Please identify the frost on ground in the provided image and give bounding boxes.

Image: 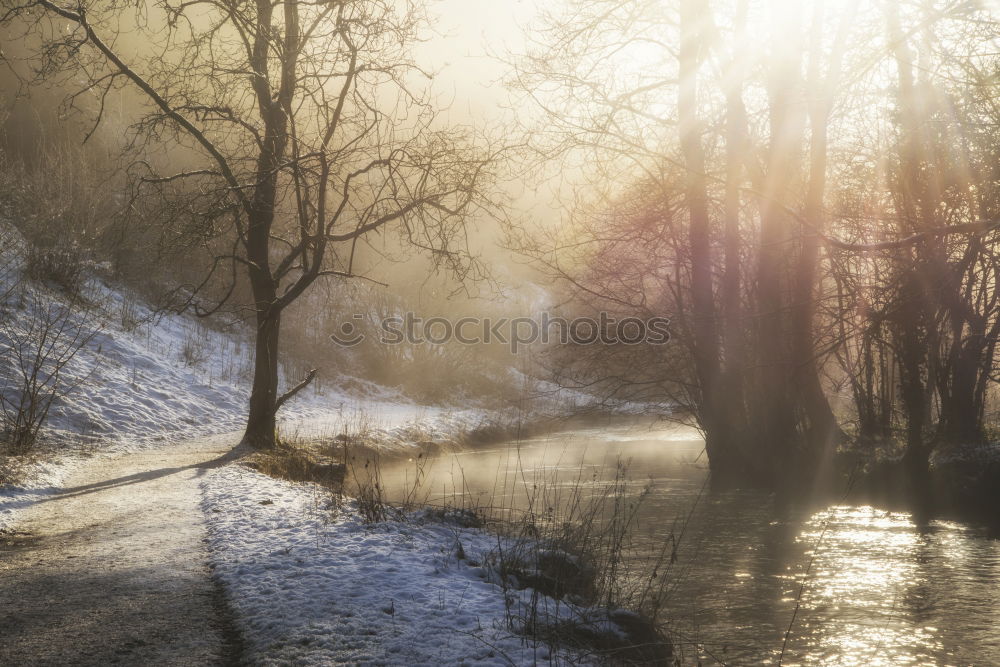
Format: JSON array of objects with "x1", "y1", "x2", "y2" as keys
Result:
[
  {"x1": 0, "y1": 456, "x2": 72, "y2": 534},
  {"x1": 202, "y1": 465, "x2": 612, "y2": 666}
]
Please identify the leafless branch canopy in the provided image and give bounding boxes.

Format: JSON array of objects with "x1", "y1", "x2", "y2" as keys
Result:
[{"x1": 4, "y1": 0, "x2": 502, "y2": 317}]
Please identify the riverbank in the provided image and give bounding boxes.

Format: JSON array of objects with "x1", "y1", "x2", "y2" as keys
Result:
[
  {"x1": 702, "y1": 435, "x2": 1000, "y2": 533},
  {"x1": 201, "y1": 412, "x2": 680, "y2": 665},
  {"x1": 834, "y1": 443, "x2": 1000, "y2": 533},
  {"x1": 364, "y1": 421, "x2": 1000, "y2": 665},
  {"x1": 202, "y1": 462, "x2": 671, "y2": 665}
]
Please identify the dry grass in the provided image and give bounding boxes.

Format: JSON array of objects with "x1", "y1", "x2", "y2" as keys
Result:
[
  {"x1": 475, "y1": 459, "x2": 674, "y2": 665},
  {"x1": 244, "y1": 444, "x2": 345, "y2": 489},
  {"x1": 334, "y1": 438, "x2": 675, "y2": 664},
  {"x1": 247, "y1": 412, "x2": 385, "y2": 507},
  {"x1": 251, "y1": 410, "x2": 676, "y2": 662}
]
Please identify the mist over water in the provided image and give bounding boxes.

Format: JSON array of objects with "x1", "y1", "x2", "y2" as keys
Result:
[{"x1": 381, "y1": 421, "x2": 1000, "y2": 665}]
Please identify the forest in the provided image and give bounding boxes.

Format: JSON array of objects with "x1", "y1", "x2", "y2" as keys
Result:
[{"x1": 1, "y1": 0, "x2": 999, "y2": 665}]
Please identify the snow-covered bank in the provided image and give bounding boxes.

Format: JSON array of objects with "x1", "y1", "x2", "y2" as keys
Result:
[
  {"x1": 203, "y1": 466, "x2": 529, "y2": 665},
  {"x1": 201, "y1": 464, "x2": 657, "y2": 666}
]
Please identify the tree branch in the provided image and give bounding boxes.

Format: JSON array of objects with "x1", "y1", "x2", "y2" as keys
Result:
[
  {"x1": 274, "y1": 368, "x2": 317, "y2": 412},
  {"x1": 34, "y1": 0, "x2": 250, "y2": 214}
]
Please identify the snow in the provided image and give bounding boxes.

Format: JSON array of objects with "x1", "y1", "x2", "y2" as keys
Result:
[
  {"x1": 0, "y1": 223, "x2": 482, "y2": 531},
  {"x1": 0, "y1": 456, "x2": 69, "y2": 534},
  {"x1": 31, "y1": 278, "x2": 398, "y2": 449},
  {"x1": 0, "y1": 223, "x2": 659, "y2": 664},
  {"x1": 201, "y1": 464, "x2": 603, "y2": 666}
]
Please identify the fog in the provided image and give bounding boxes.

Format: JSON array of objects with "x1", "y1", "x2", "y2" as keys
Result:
[{"x1": 3, "y1": 2, "x2": 1000, "y2": 662}]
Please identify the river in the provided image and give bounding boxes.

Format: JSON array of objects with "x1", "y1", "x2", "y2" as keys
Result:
[{"x1": 379, "y1": 419, "x2": 1000, "y2": 665}]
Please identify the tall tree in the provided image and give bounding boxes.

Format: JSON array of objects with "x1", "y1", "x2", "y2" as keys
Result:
[
  {"x1": 2, "y1": 0, "x2": 499, "y2": 448},
  {"x1": 677, "y1": 0, "x2": 727, "y2": 471}
]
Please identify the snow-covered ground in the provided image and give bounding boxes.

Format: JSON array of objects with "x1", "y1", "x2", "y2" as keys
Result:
[
  {"x1": 0, "y1": 222, "x2": 663, "y2": 664},
  {"x1": 0, "y1": 221, "x2": 489, "y2": 531},
  {"x1": 202, "y1": 464, "x2": 627, "y2": 666},
  {"x1": 0, "y1": 279, "x2": 484, "y2": 529}
]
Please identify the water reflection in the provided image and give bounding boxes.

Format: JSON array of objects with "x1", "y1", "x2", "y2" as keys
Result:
[
  {"x1": 380, "y1": 421, "x2": 1000, "y2": 664},
  {"x1": 792, "y1": 507, "x2": 934, "y2": 666}
]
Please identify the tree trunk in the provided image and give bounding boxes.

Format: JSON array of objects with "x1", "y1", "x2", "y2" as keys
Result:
[
  {"x1": 753, "y1": 0, "x2": 807, "y2": 475},
  {"x1": 792, "y1": 88, "x2": 839, "y2": 457},
  {"x1": 720, "y1": 2, "x2": 749, "y2": 468},
  {"x1": 938, "y1": 331, "x2": 987, "y2": 444},
  {"x1": 678, "y1": 0, "x2": 752, "y2": 481},
  {"x1": 710, "y1": 87, "x2": 755, "y2": 483},
  {"x1": 896, "y1": 270, "x2": 929, "y2": 476},
  {"x1": 887, "y1": 1, "x2": 934, "y2": 478},
  {"x1": 243, "y1": 307, "x2": 281, "y2": 449}
]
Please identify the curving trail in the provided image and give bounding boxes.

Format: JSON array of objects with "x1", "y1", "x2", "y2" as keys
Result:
[{"x1": 0, "y1": 435, "x2": 244, "y2": 666}]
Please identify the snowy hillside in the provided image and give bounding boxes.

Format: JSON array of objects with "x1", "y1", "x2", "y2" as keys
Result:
[
  {"x1": 0, "y1": 228, "x2": 373, "y2": 448},
  {"x1": 0, "y1": 223, "x2": 485, "y2": 530}
]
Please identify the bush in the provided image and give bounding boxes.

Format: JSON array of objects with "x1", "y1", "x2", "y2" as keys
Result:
[
  {"x1": 0, "y1": 290, "x2": 97, "y2": 455},
  {"x1": 180, "y1": 327, "x2": 209, "y2": 367},
  {"x1": 24, "y1": 243, "x2": 87, "y2": 296}
]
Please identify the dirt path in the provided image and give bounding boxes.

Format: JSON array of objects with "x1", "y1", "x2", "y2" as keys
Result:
[{"x1": 0, "y1": 435, "x2": 244, "y2": 666}]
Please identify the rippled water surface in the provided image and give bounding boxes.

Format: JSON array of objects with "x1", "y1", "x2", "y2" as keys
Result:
[{"x1": 380, "y1": 420, "x2": 1000, "y2": 665}]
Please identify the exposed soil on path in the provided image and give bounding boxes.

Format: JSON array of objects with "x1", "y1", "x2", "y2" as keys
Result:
[{"x1": 0, "y1": 435, "x2": 245, "y2": 666}]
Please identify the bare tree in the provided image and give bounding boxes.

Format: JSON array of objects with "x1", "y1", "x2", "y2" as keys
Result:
[
  {"x1": 511, "y1": 0, "x2": 860, "y2": 482},
  {"x1": 511, "y1": 0, "x2": 1000, "y2": 484},
  {"x1": 2, "y1": 0, "x2": 501, "y2": 448}
]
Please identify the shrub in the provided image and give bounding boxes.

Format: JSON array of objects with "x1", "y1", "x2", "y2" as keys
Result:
[
  {"x1": 0, "y1": 290, "x2": 97, "y2": 455},
  {"x1": 180, "y1": 327, "x2": 209, "y2": 367},
  {"x1": 24, "y1": 243, "x2": 87, "y2": 296}
]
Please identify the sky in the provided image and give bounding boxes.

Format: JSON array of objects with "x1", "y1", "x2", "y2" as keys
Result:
[{"x1": 414, "y1": 0, "x2": 543, "y2": 123}]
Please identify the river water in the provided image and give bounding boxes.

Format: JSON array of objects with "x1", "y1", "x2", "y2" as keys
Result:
[{"x1": 379, "y1": 419, "x2": 1000, "y2": 665}]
